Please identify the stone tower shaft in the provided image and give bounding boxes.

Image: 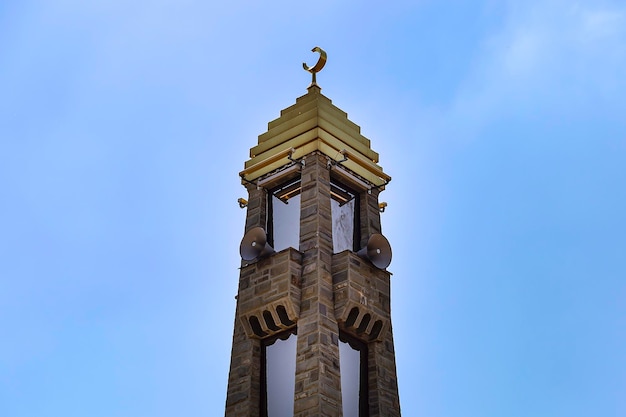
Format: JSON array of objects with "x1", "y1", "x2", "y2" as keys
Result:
[{"x1": 225, "y1": 84, "x2": 401, "y2": 417}]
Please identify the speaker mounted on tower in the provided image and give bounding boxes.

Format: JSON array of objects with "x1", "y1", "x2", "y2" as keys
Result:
[
  {"x1": 357, "y1": 233, "x2": 392, "y2": 270},
  {"x1": 239, "y1": 227, "x2": 275, "y2": 261}
]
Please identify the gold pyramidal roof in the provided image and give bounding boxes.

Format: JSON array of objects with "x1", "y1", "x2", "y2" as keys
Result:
[{"x1": 240, "y1": 84, "x2": 391, "y2": 188}]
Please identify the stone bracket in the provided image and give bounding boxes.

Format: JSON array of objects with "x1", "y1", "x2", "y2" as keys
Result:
[{"x1": 237, "y1": 248, "x2": 302, "y2": 339}]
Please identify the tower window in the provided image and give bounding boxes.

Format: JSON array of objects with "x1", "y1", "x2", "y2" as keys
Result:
[
  {"x1": 261, "y1": 329, "x2": 298, "y2": 417},
  {"x1": 339, "y1": 332, "x2": 369, "y2": 417},
  {"x1": 331, "y1": 181, "x2": 359, "y2": 253},
  {"x1": 268, "y1": 178, "x2": 301, "y2": 252}
]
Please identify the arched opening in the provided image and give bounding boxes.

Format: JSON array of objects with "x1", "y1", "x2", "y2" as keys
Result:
[
  {"x1": 369, "y1": 320, "x2": 383, "y2": 341},
  {"x1": 356, "y1": 314, "x2": 371, "y2": 334},
  {"x1": 276, "y1": 305, "x2": 295, "y2": 326},
  {"x1": 263, "y1": 310, "x2": 280, "y2": 332},
  {"x1": 249, "y1": 315, "x2": 267, "y2": 337},
  {"x1": 345, "y1": 307, "x2": 360, "y2": 328}
]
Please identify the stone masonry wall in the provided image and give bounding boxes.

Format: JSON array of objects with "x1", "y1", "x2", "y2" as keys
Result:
[
  {"x1": 293, "y1": 153, "x2": 343, "y2": 416},
  {"x1": 225, "y1": 184, "x2": 267, "y2": 417},
  {"x1": 226, "y1": 153, "x2": 401, "y2": 416},
  {"x1": 237, "y1": 248, "x2": 302, "y2": 339}
]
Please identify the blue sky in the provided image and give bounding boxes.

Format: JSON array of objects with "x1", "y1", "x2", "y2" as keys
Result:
[{"x1": 1, "y1": 1, "x2": 625, "y2": 416}]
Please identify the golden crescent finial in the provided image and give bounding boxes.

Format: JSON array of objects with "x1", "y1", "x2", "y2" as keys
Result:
[
  {"x1": 303, "y1": 46, "x2": 327, "y2": 73},
  {"x1": 302, "y1": 46, "x2": 327, "y2": 87}
]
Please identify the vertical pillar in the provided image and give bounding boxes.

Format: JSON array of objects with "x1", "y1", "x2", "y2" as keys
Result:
[
  {"x1": 368, "y1": 329, "x2": 401, "y2": 416},
  {"x1": 360, "y1": 188, "x2": 382, "y2": 247},
  {"x1": 225, "y1": 185, "x2": 267, "y2": 417},
  {"x1": 243, "y1": 185, "x2": 268, "y2": 232},
  {"x1": 358, "y1": 186, "x2": 402, "y2": 416},
  {"x1": 294, "y1": 153, "x2": 343, "y2": 416}
]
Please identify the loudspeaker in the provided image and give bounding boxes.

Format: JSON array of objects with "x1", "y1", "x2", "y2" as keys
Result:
[
  {"x1": 240, "y1": 227, "x2": 275, "y2": 261},
  {"x1": 357, "y1": 233, "x2": 392, "y2": 270}
]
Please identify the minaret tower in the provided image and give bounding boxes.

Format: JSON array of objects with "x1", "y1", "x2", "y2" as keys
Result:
[{"x1": 225, "y1": 48, "x2": 401, "y2": 417}]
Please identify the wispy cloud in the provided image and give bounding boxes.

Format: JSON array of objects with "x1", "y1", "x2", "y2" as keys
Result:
[{"x1": 443, "y1": 0, "x2": 626, "y2": 139}]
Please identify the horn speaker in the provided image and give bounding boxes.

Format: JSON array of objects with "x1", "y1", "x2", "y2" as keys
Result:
[
  {"x1": 357, "y1": 233, "x2": 392, "y2": 269},
  {"x1": 240, "y1": 227, "x2": 275, "y2": 261}
]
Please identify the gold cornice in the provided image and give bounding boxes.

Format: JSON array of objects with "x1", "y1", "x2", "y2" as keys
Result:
[
  {"x1": 241, "y1": 89, "x2": 390, "y2": 187},
  {"x1": 240, "y1": 136, "x2": 390, "y2": 187}
]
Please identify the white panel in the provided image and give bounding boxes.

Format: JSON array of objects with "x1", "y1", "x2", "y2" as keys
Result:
[
  {"x1": 339, "y1": 340, "x2": 361, "y2": 417},
  {"x1": 332, "y1": 198, "x2": 355, "y2": 253},
  {"x1": 272, "y1": 194, "x2": 300, "y2": 252},
  {"x1": 266, "y1": 334, "x2": 297, "y2": 417}
]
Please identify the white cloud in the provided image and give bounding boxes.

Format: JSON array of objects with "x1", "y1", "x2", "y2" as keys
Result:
[
  {"x1": 578, "y1": 6, "x2": 625, "y2": 41},
  {"x1": 442, "y1": 0, "x2": 626, "y2": 139}
]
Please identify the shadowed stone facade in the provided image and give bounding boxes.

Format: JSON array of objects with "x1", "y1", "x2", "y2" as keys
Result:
[{"x1": 225, "y1": 85, "x2": 401, "y2": 416}]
